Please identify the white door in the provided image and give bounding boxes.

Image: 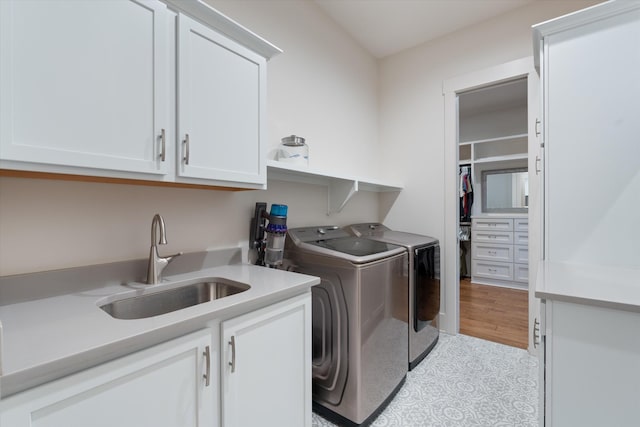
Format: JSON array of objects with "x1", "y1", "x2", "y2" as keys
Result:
[
  {"x1": 221, "y1": 294, "x2": 312, "y2": 427},
  {"x1": 0, "y1": 0, "x2": 169, "y2": 175},
  {"x1": 0, "y1": 329, "x2": 215, "y2": 427},
  {"x1": 177, "y1": 13, "x2": 266, "y2": 186}
]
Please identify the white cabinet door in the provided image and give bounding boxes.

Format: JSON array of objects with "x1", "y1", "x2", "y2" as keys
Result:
[
  {"x1": 177, "y1": 13, "x2": 266, "y2": 186},
  {"x1": 544, "y1": 300, "x2": 640, "y2": 427},
  {"x1": 221, "y1": 293, "x2": 312, "y2": 427},
  {"x1": 543, "y1": 5, "x2": 640, "y2": 267},
  {"x1": 0, "y1": 329, "x2": 215, "y2": 427},
  {"x1": 0, "y1": 0, "x2": 169, "y2": 176}
]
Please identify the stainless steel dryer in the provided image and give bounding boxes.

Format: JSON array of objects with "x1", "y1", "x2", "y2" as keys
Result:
[
  {"x1": 348, "y1": 223, "x2": 440, "y2": 370},
  {"x1": 285, "y1": 226, "x2": 408, "y2": 427}
]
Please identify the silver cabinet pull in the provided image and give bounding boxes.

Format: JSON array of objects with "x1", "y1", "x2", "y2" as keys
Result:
[
  {"x1": 229, "y1": 336, "x2": 236, "y2": 373},
  {"x1": 183, "y1": 134, "x2": 190, "y2": 165},
  {"x1": 203, "y1": 345, "x2": 211, "y2": 386},
  {"x1": 535, "y1": 119, "x2": 541, "y2": 137},
  {"x1": 533, "y1": 318, "x2": 540, "y2": 349},
  {"x1": 535, "y1": 155, "x2": 541, "y2": 175},
  {"x1": 159, "y1": 128, "x2": 166, "y2": 162}
]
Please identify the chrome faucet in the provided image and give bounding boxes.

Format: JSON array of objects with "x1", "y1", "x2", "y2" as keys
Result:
[{"x1": 146, "y1": 214, "x2": 182, "y2": 285}]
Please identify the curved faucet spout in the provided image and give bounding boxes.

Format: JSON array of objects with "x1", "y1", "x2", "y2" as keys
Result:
[
  {"x1": 146, "y1": 214, "x2": 181, "y2": 285},
  {"x1": 151, "y1": 213, "x2": 167, "y2": 245}
]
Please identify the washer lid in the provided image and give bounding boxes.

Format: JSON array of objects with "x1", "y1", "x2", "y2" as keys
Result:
[
  {"x1": 308, "y1": 236, "x2": 402, "y2": 257},
  {"x1": 348, "y1": 223, "x2": 438, "y2": 249},
  {"x1": 287, "y1": 226, "x2": 405, "y2": 263}
]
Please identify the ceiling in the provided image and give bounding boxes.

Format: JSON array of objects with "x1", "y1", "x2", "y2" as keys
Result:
[{"x1": 313, "y1": 0, "x2": 537, "y2": 58}]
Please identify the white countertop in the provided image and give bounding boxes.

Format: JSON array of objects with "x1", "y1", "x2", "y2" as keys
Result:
[
  {"x1": 535, "y1": 261, "x2": 640, "y2": 312},
  {"x1": 0, "y1": 263, "x2": 318, "y2": 398}
]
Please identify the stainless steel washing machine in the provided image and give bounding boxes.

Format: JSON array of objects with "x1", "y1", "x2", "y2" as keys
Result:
[
  {"x1": 348, "y1": 223, "x2": 440, "y2": 370},
  {"x1": 285, "y1": 226, "x2": 408, "y2": 427}
]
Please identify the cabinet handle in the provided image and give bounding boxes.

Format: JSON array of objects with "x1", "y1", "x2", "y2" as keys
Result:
[
  {"x1": 203, "y1": 345, "x2": 211, "y2": 387},
  {"x1": 535, "y1": 155, "x2": 541, "y2": 175},
  {"x1": 159, "y1": 129, "x2": 166, "y2": 162},
  {"x1": 535, "y1": 119, "x2": 541, "y2": 137},
  {"x1": 533, "y1": 318, "x2": 540, "y2": 349},
  {"x1": 183, "y1": 134, "x2": 190, "y2": 165},
  {"x1": 229, "y1": 336, "x2": 236, "y2": 373}
]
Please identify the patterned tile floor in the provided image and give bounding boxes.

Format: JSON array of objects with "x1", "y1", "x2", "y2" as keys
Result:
[{"x1": 312, "y1": 333, "x2": 538, "y2": 427}]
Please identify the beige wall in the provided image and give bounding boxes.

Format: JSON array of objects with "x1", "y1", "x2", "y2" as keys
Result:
[
  {"x1": 0, "y1": 0, "x2": 603, "y2": 277},
  {"x1": 206, "y1": 0, "x2": 381, "y2": 177},
  {"x1": 378, "y1": 0, "x2": 602, "y2": 238}
]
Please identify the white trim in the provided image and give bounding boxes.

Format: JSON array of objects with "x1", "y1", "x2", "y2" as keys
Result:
[
  {"x1": 442, "y1": 56, "x2": 535, "y2": 335},
  {"x1": 532, "y1": 0, "x2": 640, "y2": 69}
]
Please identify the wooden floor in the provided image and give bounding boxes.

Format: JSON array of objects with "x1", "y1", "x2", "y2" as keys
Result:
[{"x1": 459, "y1": 278, "x2": 528, "y2": 349}]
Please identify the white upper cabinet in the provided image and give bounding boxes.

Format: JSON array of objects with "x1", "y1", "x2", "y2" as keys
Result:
[
  {"x1": 177, "y1": 14, "x2": 265, "y2": 185},
  {"x1": 0, "y1": 0, "x2": 169, "y2": 176},
  {"x1": 535, "y1": 2, "x2": 640, "y2": 268},
  {"x1": 0, "y1": 0, "x2": 279, "y2": 189}
]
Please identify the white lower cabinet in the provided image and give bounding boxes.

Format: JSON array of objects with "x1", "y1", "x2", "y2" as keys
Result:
[
  {"x1": 541, "y1": 299, "x2": 640, "y2": 427},
  {"x1": 221, "y1": 294, "x2": 312, "y2": 427},
  {"x1": 0, "y1": 293, "x2": 313, "y2": 427},
  {"x1": 0, "y1": 329, "x2": 215, "y2": 427},
  {"x1": 471, "y1": 216, "x2": 528, "y2": 288}
]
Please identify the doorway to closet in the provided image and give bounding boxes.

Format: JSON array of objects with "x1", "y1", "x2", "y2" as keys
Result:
[{"x1": 442, "y1": 57, "x2": 541, "y2": 353}]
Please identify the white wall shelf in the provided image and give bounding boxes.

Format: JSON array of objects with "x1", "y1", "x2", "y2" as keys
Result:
[{"x1": 266, "y1": 160, "x2": 403, "y2": 214}]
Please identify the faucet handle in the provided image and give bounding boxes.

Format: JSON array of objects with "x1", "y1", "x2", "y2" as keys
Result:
[{"x1": 165, "y1": 251, "x2": 183, "y2": 264}]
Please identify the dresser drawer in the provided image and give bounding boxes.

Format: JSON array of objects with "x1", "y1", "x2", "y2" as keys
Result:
[
  {"x1": 514, "y1": 232, "x2": 528, "y2": 245},
  {"x1": 472, "y1": 218, "x2": 513, "y2": 231},
  {"x1": 472, "y1": 260, "x2": 513, "y2": 281},
  {"x1": 514, "y1": 245, "x2": 529, "y2": 263},
  {"x1": 472, "y1": 242, "x2": 513, "y2": 262},
  {"x1": 514, "y1": 263, "x2": 529, "y2": 283},
  {"x1": 514, "y1": 218, "x2": 528, "y2": 232},
  {"x1": 473, "y1": 230, "x2": 513, "y2": 244}
]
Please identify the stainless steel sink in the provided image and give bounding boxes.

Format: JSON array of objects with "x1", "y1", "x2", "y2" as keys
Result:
[{"x1": 100, "y1": 280, "x2": 250, "y2": 319}]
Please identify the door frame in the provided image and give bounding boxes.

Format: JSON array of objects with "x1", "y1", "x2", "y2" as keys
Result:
[{"x1": 442, "y1": 56, "x2": 541, "y2": 354}]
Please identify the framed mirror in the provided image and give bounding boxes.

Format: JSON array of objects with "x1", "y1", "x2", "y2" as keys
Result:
[{"x1": 481, "y1": 168, "x2": 528, "y2": 213}]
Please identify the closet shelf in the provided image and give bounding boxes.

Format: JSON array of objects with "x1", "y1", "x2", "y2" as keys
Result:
[
  {"x1": 474, "y1": 153, "x2": 528, "y2": 164},
  {"x1": 266, "y1": 160, "x2": 403, "y2": 214},
  {"x1": 460, "y1": 133, "x2": 527, "y2": 145}
]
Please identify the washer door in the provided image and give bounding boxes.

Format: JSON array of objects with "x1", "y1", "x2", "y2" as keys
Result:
[
  {"x1": 310, "y1": 272, "x2": 348, "y2": 406},
  {"x1": 414, "y1": 244, "x2": 440, "y2": 331}
]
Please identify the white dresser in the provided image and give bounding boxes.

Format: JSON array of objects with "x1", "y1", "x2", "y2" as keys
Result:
[{"x1": 471, "y1": 216, "x2": 528, "y2": 289}]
